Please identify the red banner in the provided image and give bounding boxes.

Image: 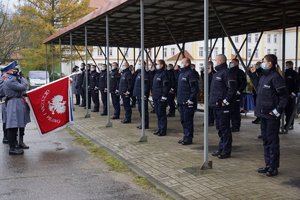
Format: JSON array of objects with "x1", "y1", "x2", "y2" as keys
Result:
[{"x1": 27, "y1": 77, "x2": 73, "y2": 135}]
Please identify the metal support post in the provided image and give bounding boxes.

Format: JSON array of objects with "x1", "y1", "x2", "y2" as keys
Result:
[
  {"x1": 296, "y1": 26, "x2": 299, "y2": 68},
  {"x1": 281, "y1": 18, "x2": 286, "y2": 133},
  {"x1": 174, "y1": 43, "x2": 185, "y2": 67},
  {"x1": 84, "y1": 26, "x2": 90, "y2": 118},
  {"x1": 45, "y1": 44, "x2": 48, "y2": 84},
  {"x1": 118, "y1": 47, "x2": 129, "y2": 67},
  {"x1": 201, "y1": 0, "x2": 212, "y2": 170},
  {"x1": 74, "y1": 46, "x2": 85, "y2": 63},
  {"x1": 208, "y1": 38, "x2": 218, "y2": 59},
  {"x1": 51, "y1": 42, "x2": 54, "y2": 81},
  {"x1": 70, "y1": 33, "x2": 75, "y2": 111},
  {"x1": 234, "y1": 36, "x2": 247, "y2": 59},
  {"x1": 59, "y1": 38, "x2": 62, "y2": 77},
  {"x1": 222, "y1": 37, "x2": 225, "y2": 54},
  {"x1": 245, "y1": 34, "x2": 248, "y2": 66},
  {"x1": 139, "y1": 0, "x2": 147, "y2": 142},
  {"x1": 106, "y1": 15, "x2": 112, "y2": 127}
]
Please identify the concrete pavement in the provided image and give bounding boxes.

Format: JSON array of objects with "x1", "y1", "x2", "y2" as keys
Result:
[{"x1": 0, "y1": 121, "x2": 163, "y2": 200}]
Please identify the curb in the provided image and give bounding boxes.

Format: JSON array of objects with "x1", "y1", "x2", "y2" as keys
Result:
[{"x1": 70, "y1": 126, "x2": 187, "y2": 200}]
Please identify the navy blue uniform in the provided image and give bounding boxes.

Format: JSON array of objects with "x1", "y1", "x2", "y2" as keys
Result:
[
  {"x1": 119, "y1": 68, "x2": 133, "y2": 122},
  {"x1": 177, "y1": 67, "x2": 199, "y2": 143},
  {"x1": 110, "y1": 68, "x2": 121, "y2": 118},
  {"x1": 131, "y1": 71, "x2": 138, "y2": 107},
  {"x1": 152, "y1": 69, "x2": 169, "y2": 134},
  {"x1": 284, "y1": 68, "x2": 299, "y2": 128},
  {"x1": 229, "y1": 66, "x2": 247, "y2": 130},
  {"x1": 208, "y1": 69, "x2": 216, "y2": 125},
  {"x1": 82, "y1": 70, "x2": 91, "y2": 108},
  {"x1": 89, "y1": 70, "x2": 100, "y2": 112},
  {"x1": 209, "y1": 63, "x2": 237, "y2": 155},
  {"x1": 98, "y1": 69, "x2": 108, "y2": 115},
  {"x1": 133, "y1": 70, "x2": 150, "y2": 128},
  {"x1": 250, "y1": 67, "x2": 288, "y2": 169},
  {"x1": 166, "y1": 69, "x2": 176, "y2": 116}
]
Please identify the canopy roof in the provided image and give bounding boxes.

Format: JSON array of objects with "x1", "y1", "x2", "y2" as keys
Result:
[{"x1": 44, "y1": 0, "x2": 300, "y2": 48}]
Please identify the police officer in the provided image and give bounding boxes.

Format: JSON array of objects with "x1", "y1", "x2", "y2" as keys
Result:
[
  {"x1": 210, "y1": 54, "x2": 237, "y2": 159},
  {"x1": 284, "y1": 61, "x2": 299, "y2": 130},
  {"x1": 3, "y1": 62, "x2": 30, "y2": 155},
  {"x1": 81, "y1": 64, "x2": 92, "y2": 109},
  {"x1": 119, "y1": 62, "x2": 133, "y2": 123},
  {"x1": 166, "y1": 64, "x2": 176, "y2": 117},
  {"x1": 228, "y1": 59, "x2": 247, "y2": 132},
  {"x1": 208, "y1": 61, "x2": 216, "y2": 126},
  {"x1": 130, "y1": 65, "x2": 137, "y2": 108},
  {"x1": 148, "y1": 64, "x2": 156, "y2": 114},
  {"x1": 90, "y1": 65, "x2": 100, "y2": 112},
  {"x1": 110, "y1": 62, "x2": 121, "y2": 119},
  {"x1": 177, "y1": 58, "x2": 198, "y2": 145},
  {"x1": 0, "y1": 68, "x2": 8, "y2": 144},
  {"x1": 250, "y1": 54, "x2": 288, "y2": 177},
  {"x1": 98, "y1": 64, "x2": 108, "y2": 116},
  {"x1": 152, "y1": 60, "x2": 169, "y2": 136},
  {"x1": 77, "y1": 63, "x2": 86, "y2": 107},
  {"x1": 133, "y1": 62, "x2": 150, "y2": 129},
  {"x1": 72, "y1": 66, "x2": 81, "y2": 105}
]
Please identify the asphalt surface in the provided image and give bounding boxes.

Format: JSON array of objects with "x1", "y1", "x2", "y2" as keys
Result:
[{"x1": 0, "y1": 121, "x2": 162, "y2": 200}]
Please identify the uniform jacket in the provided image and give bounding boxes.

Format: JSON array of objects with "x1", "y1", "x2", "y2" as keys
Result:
[
  {"x1": 152, "y1": 68, "x2": 169, "y2": 100},
  {"x1": 177, "y1": 66, "x2": 199, "y2": 105},
  {"x1": 250, "y1": 67, "x2": 288, "y2": 119},
  {"x1": 133, "y1": 70, "x2": 150, "y2": 98},
  {"x1": 229, "y1": 66, "x2": 247, "y2": 94},
  {"x1": 110, "y1": 69, "x2": 121, "y2": 93},
  {"x1": 89, "y1": 70, "x2": 100, "y2": 90},
  {"x1": 285, "y1": 68, "x2": 299, "y2": 95},
  {"x1": 0, "y1": 78, "x2": 6, "y2": 123},
  {"x1": 119, "y1": 68, "x2": 133, "y2": 94},
  {"x1": 98, "y1": 69, "x2": 107, "y2": 91},
  {"x1": 209, "y1": 63, "x2": 237, "y2": 108},
  {"x1": 4, "y1": 74, "x2": 30, "y2": 128}
]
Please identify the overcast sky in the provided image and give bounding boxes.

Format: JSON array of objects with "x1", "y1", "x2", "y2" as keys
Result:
[{"x1": 2, "y1": 0, "x2": 22, "y2": 12}]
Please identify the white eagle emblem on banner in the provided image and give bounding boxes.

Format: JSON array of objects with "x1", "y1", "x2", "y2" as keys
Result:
[{"x1": 48, "y1": 95, "x2": 66, "y2": 115}]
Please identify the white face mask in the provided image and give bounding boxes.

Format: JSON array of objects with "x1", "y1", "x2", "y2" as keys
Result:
[
  {"x1": 228, "y1": 63, "x2": 235, "y2": 69},
  {"x1": 112, "y1": 65, "x2": 117, "y2": 70},
  {"x1": 156, "y1": 64, "x2": 161, "y2": 70},
  {"x1": 91, "y1": 68, "x2": 96, "y2": 71},
  {"x1": 135, "y1": 64, "x2": 141, "y2": 71},
  {"x1": 180, "y1": 63, "x2": 185, "y2": 68}
]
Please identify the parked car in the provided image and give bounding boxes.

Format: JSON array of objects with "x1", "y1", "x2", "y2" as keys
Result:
[{"x1": 28, "y1": 71, "x2": 50, "y2": 90}]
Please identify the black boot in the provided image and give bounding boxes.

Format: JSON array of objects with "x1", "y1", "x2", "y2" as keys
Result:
[
  {"x1": 19, "y1": 135, "x2": 29, "y2": 149},
  {"x1": 9, "y1": 145, "x2": 24, "y2": 155},
  {"x1": 2, "y1": 137, "x2": 8, "y2": 144}
]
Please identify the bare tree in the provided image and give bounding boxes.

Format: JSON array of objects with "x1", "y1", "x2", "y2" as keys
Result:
[{"x1": 0, "y1": 1, "x2": 23, "y2": 64}]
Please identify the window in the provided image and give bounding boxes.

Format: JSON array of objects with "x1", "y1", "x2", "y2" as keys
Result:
[
  {"x1": 248, "y1": 34, "x2": 252, "y2": 43},
  {"x1": 235, "y1": 36, "x2": 239, "y2": 43},
  {"x1": 255, "y1": 49, "x2": 259, "y2": 58},
  {"x1": 214, "y1": 47, "x2": 219, "y2": 57},
  {"x1": 163, "y1": 48, "x2": 167, "y2": 58},
  {"x1": 199, "y1": 47, "x2": 203, "y2": 57},
  {"x1": 274, "y1": 49, "x2": 277, "y2": 56},
  {"x1": 97, "y1": 48, "x2": 103, "y2": 56},
  {"x1": 255, "y1": 34, "x2": 259, "y2": 42},
  {"x1": 267, "y1": 49, "x2": 271, "y2": 54},
  {"x1": 109, "y1": 48, "x2": 113, "y2": 56},
  {"x1": 274, "y1": 34, "x2": 278, "y2": 43},
  {"x1": 267, "y1": 34, "x2": 271, "y2": 43},
  {"x1": 171, "y1": 48, "x2": 175, "y2": 56},
  {"x1": 247, "y1": 49, "x2": 252, "y2": 58}
]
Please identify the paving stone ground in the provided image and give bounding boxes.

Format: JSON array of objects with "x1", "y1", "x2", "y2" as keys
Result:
[{"x1": 71, "y1": 104, "x2": 300, "y2": 200}]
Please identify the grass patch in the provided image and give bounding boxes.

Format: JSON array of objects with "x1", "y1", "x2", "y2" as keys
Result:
[
  {"x1": 67, "y1": 128, "x2": 129, "y2": 173},
  {"x1": 67, "y1": 128, "x2": 175, "y2": 200},
  {"x1": 133, "y1": 176, "x2": 175, "y2": 200}
]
